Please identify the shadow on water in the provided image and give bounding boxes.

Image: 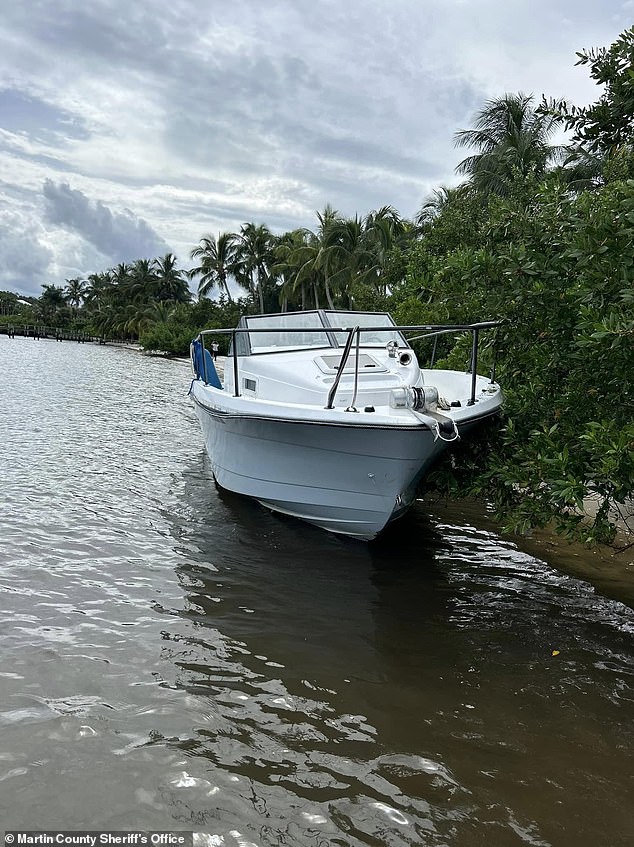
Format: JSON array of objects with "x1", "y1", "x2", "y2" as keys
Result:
[
  {"x1": 152, "y1": 453, "x2": 634, "y2": 846},
  {"x1": 153, "y1": 456, "x2": 486, "y2": 844},
  {"x1": 168, "y1": 452, "x2": 454, "y2": 694}
]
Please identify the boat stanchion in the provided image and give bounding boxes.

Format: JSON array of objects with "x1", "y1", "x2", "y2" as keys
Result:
[
  {"x1": 233, "y1": 330, "x2": 240, "y2": 397},
  {"x1": 468, "y1": 328, "x2": 479, "y2": 406},
  {"x1": 345, "y1": 328, "x2": 362, "y2": 412},
  {"x1": 326, "y1": 326, "x2": 358, "y2": 409}
]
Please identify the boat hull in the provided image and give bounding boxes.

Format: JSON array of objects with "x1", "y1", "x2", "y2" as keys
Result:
[{"x1": 192, "y1": 394, "x2": 451, "y2": 540}]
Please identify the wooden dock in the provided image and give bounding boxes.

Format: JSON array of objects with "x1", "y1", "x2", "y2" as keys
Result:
[{"x1": 1, "y1": 325, "x2": 130, "y2": 344}]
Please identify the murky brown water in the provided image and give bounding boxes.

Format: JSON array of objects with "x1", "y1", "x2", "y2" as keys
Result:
[{"x1": 1, "y1": 337, "x2": 632, "y2": 846}]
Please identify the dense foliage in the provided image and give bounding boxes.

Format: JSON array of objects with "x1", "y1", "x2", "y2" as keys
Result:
[
  {"x1": 2, "y1": 27, "x2": 632, "y2": 543},
  {"x1": 396, "y1": 175, "x2": 633, "y2": 543}
]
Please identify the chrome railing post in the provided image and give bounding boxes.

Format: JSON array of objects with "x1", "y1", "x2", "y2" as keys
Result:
[
  {"x1": 326, "y1": 326, "x2": 358, "y2": 409},
  {"x1": 233, "y1": 330, "x2": 240, "y2": 397},
  {"x1": 468, "y1": 327, "x2": 479, "y2": 406},
  {"x1": 346, "y1": 328, "x2": 361, "y2": 412}
]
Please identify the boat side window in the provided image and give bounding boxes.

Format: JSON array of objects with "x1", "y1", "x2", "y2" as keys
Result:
[{"x1": 227, "y1": 327, "x2": 250, "y2": 357}]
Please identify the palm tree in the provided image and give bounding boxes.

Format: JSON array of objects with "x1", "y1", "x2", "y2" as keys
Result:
[
  {"x1": 556, "y1": 145, "x2": 607, "y2": 192},
  {"x1": 232, "y1": 223, "x2": 275, "y2": 312},
  {"x1": 110, "y1": 262, "x2": 132, "y2": 289},
  {"x1": 124, "y1": 301, "x2": 176, "y2": 335},
  {"x1": 277, "y1": 207, "x2": 341, "y2": 311},
  {"x1": 318, "y1": 215, "x2": 372, "y2": 308},
  {"x1": 127, "y1": 259, "x2": 158, "y2": 302},
  {"x1": 364, "y1": 205, "x2": 405, "y2": 244},
  {"x1": 454, "y1": 93, "x2": 566, "y2": 196},
  {"x1": 282, "y1": 228, "x2": 326, "y2": 310},
  {"x1": 361, "y1": 206, "x2": 408, "y2": 296},
  {"x1": 80, "y1": 271, "x2": 122, "y2": 339},
  {"x1": 153, "y1": 253, "x2": 191, "y2": 303},
  {"x1": 416, "y1": 185, "x2": 468, "y2": 225},
  {"x1": 272, "y1": 229, "x2": 315, "y2": 311},
  {"x1": 91, "y1": 309, "x2": 117, "y2": 340},
  {"x1": 287, "y1": 205, "x2": 341, "y2": 310},
  {"x1": 309, "y1": 207, "x2": 406, "y2": 307},
  {"x1": 64, "y1": 277, "x2": 88, "y2": 311},
  {"x1": 190, "y1": 233, "x2": 237, "y2": 301},
  {"x1": 38, "y1": 284, "x2": 68, "y2": 322},
  {"x1": 84, "y1": 272, "x2": 111, "y2": 307}
]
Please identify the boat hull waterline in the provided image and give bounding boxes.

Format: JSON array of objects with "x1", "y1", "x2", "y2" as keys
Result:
[
  {"x1": 193, "y1": 397, "x2": 443, "y2": 539},
  {"x1": 191, "y1": 394, "x2": 496, "y2": 540}
]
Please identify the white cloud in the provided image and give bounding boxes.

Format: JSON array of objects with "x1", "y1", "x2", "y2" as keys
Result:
[{"x1": 0, "y1": 207, "x2": 53, "y2": 295}]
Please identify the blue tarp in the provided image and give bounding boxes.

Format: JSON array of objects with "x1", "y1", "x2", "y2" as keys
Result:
[{"x1": 192, "y1": 339, "x2": 222, "y2": 389}]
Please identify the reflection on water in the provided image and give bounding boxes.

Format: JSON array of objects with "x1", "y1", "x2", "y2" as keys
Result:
[{"x1": 0, "y1": 337, "x2": 632, "y2": 846}]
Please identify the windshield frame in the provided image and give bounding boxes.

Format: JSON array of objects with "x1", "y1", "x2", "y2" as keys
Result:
[
  {"x1": 242, "y1": 311, "x2": 332, "y2": 354},
  {"x1": 230, "y1": 310, "x2": 410, "y2": 355}
]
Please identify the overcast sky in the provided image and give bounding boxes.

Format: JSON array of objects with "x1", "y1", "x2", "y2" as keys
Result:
[{"x1": 0, "y1": 0, "x2": 632, "y2": 296}]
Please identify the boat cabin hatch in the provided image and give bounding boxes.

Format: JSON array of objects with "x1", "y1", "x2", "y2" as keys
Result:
[{"x1": 314, "y1": 353, "x2": 388, "y2": 374}]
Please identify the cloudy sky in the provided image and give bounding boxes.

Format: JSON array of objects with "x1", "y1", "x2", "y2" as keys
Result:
[{"x1": 0, "y1": 0, "x2": 631, "y2": 296}]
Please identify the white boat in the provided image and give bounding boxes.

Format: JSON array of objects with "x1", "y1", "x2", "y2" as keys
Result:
[{"x1": 189, "y1": 311, "x2": 502, "y2": 540}]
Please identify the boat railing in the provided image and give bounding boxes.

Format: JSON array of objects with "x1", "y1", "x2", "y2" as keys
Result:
[{"x1": 194, "y1": 320, "x2": 502, "y2": 408}]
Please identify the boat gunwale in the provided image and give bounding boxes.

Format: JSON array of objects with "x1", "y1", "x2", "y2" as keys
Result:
[{"x1": 190, "y1": 391, "x2": 501, "y2": 431}]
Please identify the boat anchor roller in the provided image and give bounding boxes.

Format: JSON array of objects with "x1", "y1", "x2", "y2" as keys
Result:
[
  {"x1": 390, "y1": 385, "x2": 460, "y2": 442},
  {"x1": 423, "y1": 410, "x2": 460, "y2": 442}
]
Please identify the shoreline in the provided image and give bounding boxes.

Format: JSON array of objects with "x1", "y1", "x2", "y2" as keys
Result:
[
  {"x1": 32, "y1": 339, "x2": 630, "y2": 605},
  {"x1": 423, "y1": 496, "x2": 634, "y2": 608}
]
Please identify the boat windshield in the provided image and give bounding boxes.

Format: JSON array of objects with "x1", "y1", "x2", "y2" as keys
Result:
[
  {"x1": 324, "y1": 311, "x2": 406, "y2": 347},
  {"x1": 245, "y1": 312, "x2": 330, "y2": 352}
]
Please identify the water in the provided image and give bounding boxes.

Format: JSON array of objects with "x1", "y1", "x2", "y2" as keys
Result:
[{"x1": 1, "y1": 337, "x2": 632, "y2": 846}]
